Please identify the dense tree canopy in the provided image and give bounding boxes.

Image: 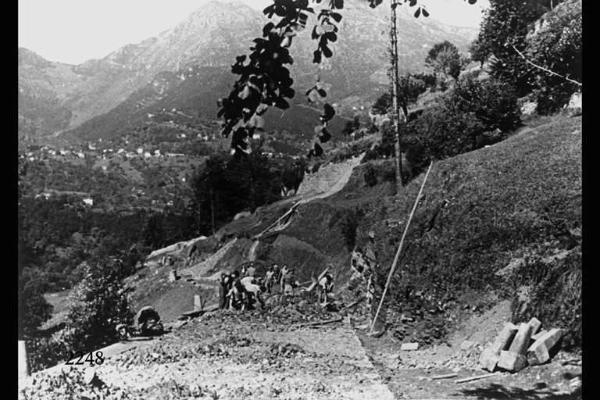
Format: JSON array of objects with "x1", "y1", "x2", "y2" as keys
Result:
[
  {"x1": 19, "y1": 269, "x2": 53, "y2": 338},
  {"x1": 525, "y1": 0, "x2": 581, "y2": 113},
  {"x1": 190, "y1": 152, "x2": 285, "y2": 234},
  {"x1": 475, "y1": 0, "x2": 549, "y2": 96},
  {"x1": 62, "y1": 261, "x2": 133, "y2": 354},
  {"x1": 425, "y1": 41, "x2": 462, "y2": 80},
  {"x1": 406, "y1": 76, "x2": 521, "y2": 160},
  {"x1": 396, "y1": 74, "x2": 427, "y2": 117},
  {"x1": 468, "y1": 37, "x2": 489, "y2": 68}
]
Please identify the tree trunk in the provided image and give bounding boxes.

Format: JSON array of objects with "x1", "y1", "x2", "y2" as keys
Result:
[{"x1": 390, "y1": 0, "x2": 403, "y2": 192}]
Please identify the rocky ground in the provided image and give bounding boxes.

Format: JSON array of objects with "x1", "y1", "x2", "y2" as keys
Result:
[{"x1": 20, "y1": 297, "x2": 582, "y2": 400}]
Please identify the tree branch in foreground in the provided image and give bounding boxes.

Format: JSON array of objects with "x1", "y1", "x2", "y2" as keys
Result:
[{"x1": 511, "y1": 45, "x2": 581, "y2": 87}]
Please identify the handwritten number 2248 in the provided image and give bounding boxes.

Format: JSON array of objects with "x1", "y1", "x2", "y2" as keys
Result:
[{"x1": 65, "y1": 351, "x2": 105, "y2": 366}]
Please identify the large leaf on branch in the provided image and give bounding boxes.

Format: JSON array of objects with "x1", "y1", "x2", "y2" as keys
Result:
[
  {"x1": 262, "y1": 22, "x2": 275, "y2": 36},
  {"x1": 330, "y1": 12, "x2": 342, "y2": 22},
  {"x1": 313, "y1": 49, "x2": 322, "y2": 63},
  {"x1": 313, "y1": 142, "x2": 323, "y2": 156},
  {"x1": 320, "y1": 103, "x2": 335, "y2": 122},
  {"x1": 274, "y1": 97, "x2": 290, "y2": 109},
  {"x1": 263, "y1": 5, "x2": 276, "y2": 18},
  {"x1": 311, "y1": 26, "x2": 320, "y2": 40},
  {"x1": 332, "y1": 0, "x2": 344, "y2": 9},
  {"x1": 324, "y1": 32, "x2": 337, "y2": 43},
  {"x1": 315, "y1": 125, "x2": 331, "y2": 143}
]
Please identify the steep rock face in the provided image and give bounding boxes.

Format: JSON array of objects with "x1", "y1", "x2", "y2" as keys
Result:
[{"x1": 19, "y1": 0, "x2": 477, "y2": 143}]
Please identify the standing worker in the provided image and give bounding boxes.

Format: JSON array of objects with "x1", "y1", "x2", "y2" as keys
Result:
[
  {"x1": 219, "y1": 272, "x2": 230, "y2": 309},
  {"x1": 317, "y1": 271, "x2": 334, "y2": 305},
  {"x1": 364, "y1": 230, "x2": 386, "y2": 337},
  {"x1": 348, "y1": 231, "x2": 386, "y2": 337},
  {"x1": 246, "y1": 262, "x2": 256, "y2": 278},
  {"x1": 280, "y1": 266, "x2": 298, "y2": 305},
  {"x1": 264, "y1": 265, "x2": 275, "y2": 294},
  {"x1": 272, "y1": 264, "x2": 281, "y2": 292},
  {"x1": 241, "y1": 275, "x2": 265, "y2": 310}
]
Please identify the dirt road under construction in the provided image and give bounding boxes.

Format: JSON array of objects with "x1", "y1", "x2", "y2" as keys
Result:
[{"x1": 20, "y1": 301, "x2": 581, "y2": 400}]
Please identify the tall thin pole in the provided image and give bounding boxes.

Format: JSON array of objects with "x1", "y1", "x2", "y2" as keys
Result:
[
  {"x1": 390, "y1": 0, "x2": 403, "y2": 192},
  {"x1": 369, "y1": 161, "x2": 433, "y2": 334},
  {"x1": 210, "y1": 187, "x2": 215, "y2": 235}
]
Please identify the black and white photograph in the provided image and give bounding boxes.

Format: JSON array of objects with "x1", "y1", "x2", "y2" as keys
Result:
[{"x1": 18, "y1": 0, "x2": 582, "y2": 398}]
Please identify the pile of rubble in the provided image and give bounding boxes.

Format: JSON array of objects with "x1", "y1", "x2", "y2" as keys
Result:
[
  {"x1": 269, "y1": 342, "x2": 305, "y2": 358},
  {"x1": 20, "y1": 366, "x2": 223, "y2": 400},
  {"x1": 392, "y1": 340, "x2": 483, "y2": 371},
  {"x1": 479, "y1": 317, "x2": 563, "y2": 373},
  {"x1": 201, "y1": 299, "x2": 344, "y2": 330}
]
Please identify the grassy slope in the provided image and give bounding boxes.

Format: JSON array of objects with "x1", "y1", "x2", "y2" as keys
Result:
[
  {"x1": 221, "y1": 113, "x2": 580, "y2": 345},
  {"x1": 349, "y1": 115, "x2": 581, "y2": 347}
]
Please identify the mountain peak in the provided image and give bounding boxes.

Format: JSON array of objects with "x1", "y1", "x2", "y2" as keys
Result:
[
  {"x1": 19, "y1": 47, "x2": 53, "y2": 68},
  {"x1": 177, "y1": 0, "x2": 261, "y2": 28}
]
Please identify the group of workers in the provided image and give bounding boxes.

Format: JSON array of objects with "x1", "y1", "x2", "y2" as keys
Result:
[
  {"x1": 156, "y1": 230, "x2": 385, "y2": 337},
  {"x1": 218, "y1": 262, "x2": 336, "y2": 311},
  {"x1": 218, "y1": 265, "x2": 266, "y2": 311}
]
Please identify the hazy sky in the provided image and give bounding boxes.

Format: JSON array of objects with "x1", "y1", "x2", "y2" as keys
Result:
[{"x1": 19, "y1": 0, "x2": 489, "y2": 65}]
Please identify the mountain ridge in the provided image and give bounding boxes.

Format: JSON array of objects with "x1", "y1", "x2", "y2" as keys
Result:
[{"x1": 19, "y1": 0, "x2": 478, "y2": 143}]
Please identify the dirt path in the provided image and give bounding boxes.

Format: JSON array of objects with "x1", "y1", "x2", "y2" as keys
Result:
[{"x1": 20, "y1": 311, "x2": 395, "y2": 400}]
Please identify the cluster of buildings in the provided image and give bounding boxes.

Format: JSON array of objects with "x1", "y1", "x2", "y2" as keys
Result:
[{"x1": 18, "y1": 143, "x2": 192, "y2": 164}]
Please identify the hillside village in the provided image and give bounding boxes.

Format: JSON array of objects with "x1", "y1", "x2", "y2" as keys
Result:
[{"x1": 18, "y1": 0, "x2": 582, "y2": 399}]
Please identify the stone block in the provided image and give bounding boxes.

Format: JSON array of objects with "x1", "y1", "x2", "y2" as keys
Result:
[
  {"x1": 497, "y1": 350, "x2": 528, "y2": 372},
  {"x1": 194, "y1": 295, "x2": 202, "y2": 311},
  {"x1": 527, "y1": 328, "x2": 563, "y2": 365},
  {"x1": 460, "y1": 340, "x2": 477, "y2": 351},
  {"x1": 479, "y1": 348, "x2": 501, "y2": 372},
  {"x1": 400, "y1": 342, "x2": 419, "y2": 351},
  {"x1": 490, "y1": 323, "x2": 519, "y2": 354},
  {"x1": 532, "y1": 329, "x2": 548, "y2": 342},
  {"x1": 508, "y1": 323, "x2": 533, "y2": 355},
  {"x1": 479, "y1": 322, "x2": 518, "y2": 372},
  {"x1": 527, "y1": 317, "x2": 542, "y2": 335}
]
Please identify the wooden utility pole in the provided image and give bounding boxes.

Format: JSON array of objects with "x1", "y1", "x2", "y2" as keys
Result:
[
  {"x1": 210, "y1": 187, "x2": 215, "y2": 235},
  {"x1": 390, "y1": 0, "x2": 404, "y2": 193}
]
